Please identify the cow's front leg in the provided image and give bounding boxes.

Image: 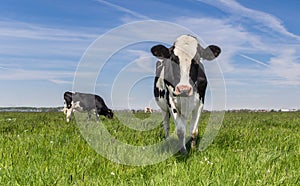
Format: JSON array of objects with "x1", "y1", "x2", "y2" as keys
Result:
[
  {"x1": 170, "y1": 106, "x2": 187, "y2": 154},
  {"x1": 176, "y1": 116, "x2": 187, "y2": 154},
  {"x1": 66, "y1": 108, "x2": 73, "y2": 122},
  {"x1": 189, "y1": 102, "x2": 204, "y2": 149},
  {"x1": 161, "y1": 110, "x2": 170, "y2": 140},
  {"x1": 63, "y1": 103, "x2": 68, "y2": 115}
]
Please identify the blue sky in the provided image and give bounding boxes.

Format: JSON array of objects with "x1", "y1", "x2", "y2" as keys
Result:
[{"x1": 0, "y1": 0, "x2": 300, "y2": 110}]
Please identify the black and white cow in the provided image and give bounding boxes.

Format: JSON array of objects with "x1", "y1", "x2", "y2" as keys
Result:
[
  {"x1": 63, "y1": 91, "x2": 113, "y2": 122},
  {"x1": 151, "y1": 34, "x2": 221, "y2": 154}
]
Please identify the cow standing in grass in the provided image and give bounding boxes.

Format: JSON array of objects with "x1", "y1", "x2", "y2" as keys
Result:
[
  {"x1": 151, "y1": 35, "x2": 221, "y2": 154},
  {"x1": 63, "y1": 91, "x2": 113, "y2": 122}
]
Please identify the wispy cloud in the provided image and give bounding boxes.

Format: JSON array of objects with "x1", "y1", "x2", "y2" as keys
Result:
[
  {"x1": 0, "y1": 66, "x2": 9, "y2": 70},
  {"x1": 0, "y1": 20, "x2": 98, "y2": 41},
  {"x1": 187, "y1": 0, "x2": 300, "y2": 86},
  {"x1": 239, "y1": 54, "x2": 269, "y2": 68},
  {"x1": 268, "y1": 49, "x2": 300, "y2": 85},
  {"x1": 0, "y1": 68, "x2": 73, "y2": 81},
  {"x1": 49, "y1": 79, "x2": 73, "y2": 85},
  {"x1": 125, "y1": 50, "x2": 154, "y2": 73},
  {"x1": 175, "y1": 17, "x2": 264, "y2": 72},
  {"x1": 198, "y1": 0, "x2": 300, "y2": 41},
  {"x1": 0, "y1": 19, "x2": 99, "y2": 83},
  {"x1": 0, "y1": 19, "x2": 99, "y2": 61},
  {"x1": 95, "y1": 0, "x2": 150, "y2": 20}
]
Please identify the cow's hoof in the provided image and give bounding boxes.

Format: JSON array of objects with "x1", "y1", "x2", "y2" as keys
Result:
[
  {"x1": 191, "y1": 141, "x2": 196, "y2": 150},
  {"x1": 180, "y1": 148, "x2": 188, "y2": 155}
]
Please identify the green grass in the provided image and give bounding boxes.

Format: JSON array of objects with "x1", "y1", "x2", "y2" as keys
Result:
[{"x1": 0, "y1": 111, "x2": 299, "y2": 185}]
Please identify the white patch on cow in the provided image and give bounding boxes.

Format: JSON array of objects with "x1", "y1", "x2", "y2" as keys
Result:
[
  {"x1": 173, "y1": 35, "x2": 198, "y2": 94},
  {"x1": 72, "y1": 101, "x2": 84, "y2": 111},
  {"x1": 155, "y1": 67, "x2": 169, "y2": 111},
  {"x1": 157, "y1": 63, "x2": 165, "y2": 88},
  {"x1": 174, "y1": 35, "x2": 198, "y2": 61},
  {"x1": 73, "y1": 101, "x2": 80, "y2": 108}
]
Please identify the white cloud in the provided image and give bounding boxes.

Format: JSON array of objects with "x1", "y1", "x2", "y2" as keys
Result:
[
  {"x1": 124, "y1": 50, "x2": 154, "y2": 73},
  {"x1": 268, "y1": 49, "x2": 300, "y2": 85},
  {"x1": 95, "y1": 0, "x2": 149, "y2": 20},
  {"x1": 49, "y1": 79, "x2": 73, "y2": 85},
  {"x1": 0, "y1": 68, "x2": 73, "y2": 81},
  {"x1": 0, "y1": 19, "x2": 100, "y2": 60},
  {"x1": 175, "y1": 17, "x2": 265, "y2": 72},
  {"x1": 198, "y1": 0, "x2": 300, "y2": 41},
  {"x1": 0, "y1": 19, "x2": 100, "y2": 83},
  {"x1": 0, "y1": 20, "x2": 98, "y2": 41}
]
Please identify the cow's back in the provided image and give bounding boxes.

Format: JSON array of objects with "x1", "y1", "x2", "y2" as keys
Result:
[{"x1": 73, "y1": 93, "x2": 96, "y2": 111}]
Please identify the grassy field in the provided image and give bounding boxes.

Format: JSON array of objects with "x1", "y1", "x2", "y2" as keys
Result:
[{"x1": 0, "y1": 111, "x2": 299, "y2": 185}]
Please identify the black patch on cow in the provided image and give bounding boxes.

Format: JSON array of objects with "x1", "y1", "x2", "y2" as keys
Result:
[
  {"x1": 207, "y1": 45, "x2": 221, "y2": 58},
  {"x1": 151, "y1": 45, "x2": 170, "y2": 58},
  {"x1": 189, "y1": 60, "x2": 199, "y2": 85},
  {"x1": 196, "y1": 63, "x2": 207, "y2": 103},
  {"x1": 163, "y1": 61, "x2": 180, "y2": 89},
  {"x1": 154, "y1": 87, "x2": 159, "y2": 98},
  {"x1": 200, "y1": 45, "x2": 221, "y2": 61},
  {"x1": 170, "y1": 47, "x2": 179, "y2": 64},
  {"x1": 159, "y1": 89, "x2": 165, "y2": 98},
  {"x1": 166, "y1": 90, "x2": 171, "y2": 108},
  {"x1": 64, "y1": 91, "x2": 73, "y2": 109},
  {"x1": 154, "y1": 77, "x2": 160, "y2": 98},
  {"x1": 154, "y1": 88, "x2": 166, "y2": 99},
  {"x1": 186, "y1": 60, "x2": 208, "y2": 103},
  {"x1": 164, "y1": 79, "x2": 173, "y2": 89}
]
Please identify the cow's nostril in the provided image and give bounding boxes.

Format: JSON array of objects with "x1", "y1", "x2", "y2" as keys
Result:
[{"x1": 176, "y1": 86, "x2": 181, "y2": 93}]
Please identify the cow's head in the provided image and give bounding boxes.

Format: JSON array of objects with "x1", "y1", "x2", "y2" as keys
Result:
[
  {"x1": 151, "y1": 35, "x2": 221, "y2": 97},
  {"x1": 105, "y1": 109, "x2": 114, "y2": 119}
]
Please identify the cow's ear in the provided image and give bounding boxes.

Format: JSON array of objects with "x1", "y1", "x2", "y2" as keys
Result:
[
  {"x1": 202, "y1": 45, "x2": 221, "y2": 61},
  {"x1": 151, "y1": 44, "x2": 171, "y2": 59}
]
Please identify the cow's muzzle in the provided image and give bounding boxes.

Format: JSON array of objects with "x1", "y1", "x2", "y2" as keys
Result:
[{"x1": 175, "y1": 85, "x2": 193, "y2": 97}]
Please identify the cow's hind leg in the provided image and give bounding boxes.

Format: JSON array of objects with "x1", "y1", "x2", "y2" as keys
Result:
[
  {"x1": 87, "y1": 111, "x2": 91, "y2": 120},
  {"x1": 95, "y1": 114, "x2": 100, "y2": 121},
  {"x1": 189, "y1": 102, "x2": 204, "y2": 149},
  {"x1": 95, "y1": 108, "x2": 101, "y2": 122}
]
